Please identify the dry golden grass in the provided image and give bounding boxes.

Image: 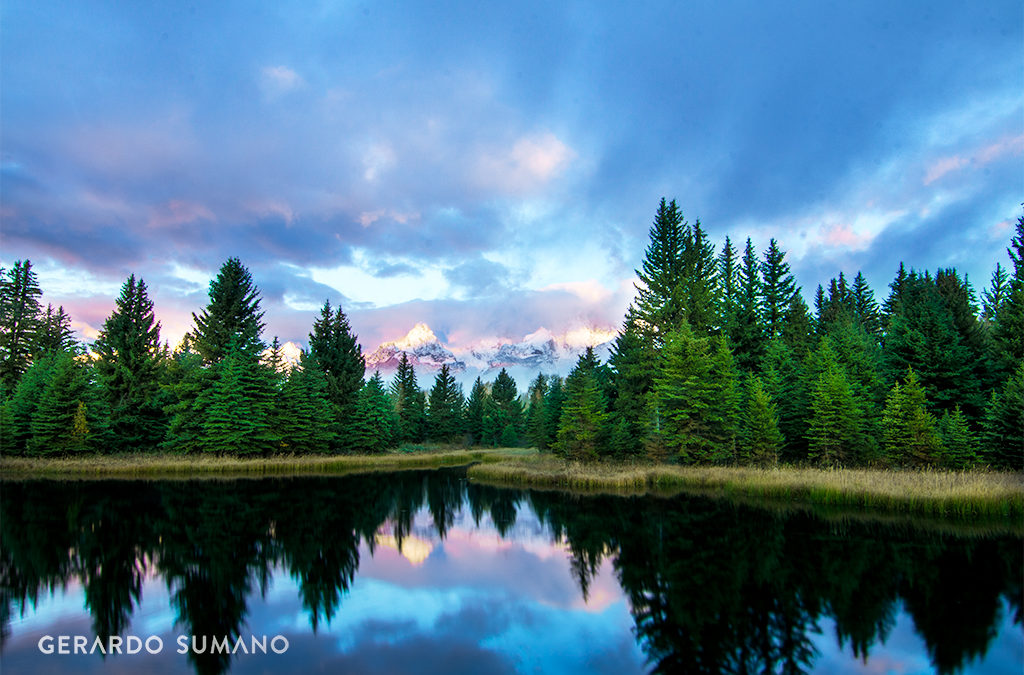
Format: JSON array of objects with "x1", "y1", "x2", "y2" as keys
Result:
[
  {"x1": 468, "y1": 456, "x2": 1024, "y2": 519},
  {"x1": 0, "y1": 446, "x2": 519, "y2": 480}
]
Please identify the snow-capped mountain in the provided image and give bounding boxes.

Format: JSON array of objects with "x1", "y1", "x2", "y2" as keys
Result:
[
  {"x1": 365, "y1": 323, "x2": 467, "y2": 372},
  {"x1": 363, "y1": 323, "x2": 618, "y2": 389}
]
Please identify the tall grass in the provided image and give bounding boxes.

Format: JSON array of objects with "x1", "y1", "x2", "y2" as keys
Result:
[
  {"x1": 0, "y1": 447, "x2": 517, "y2": 480},
  {"x1": 468, "y1": 456, "x2": 1024, "y2": 520}
]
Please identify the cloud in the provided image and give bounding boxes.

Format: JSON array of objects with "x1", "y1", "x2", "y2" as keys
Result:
[
  {"x1": 261, "y1": 65, "x2": 304, "y2": 97},
  {"x1": 476, "y1": 132, "x2": 576, "y2": 195}
]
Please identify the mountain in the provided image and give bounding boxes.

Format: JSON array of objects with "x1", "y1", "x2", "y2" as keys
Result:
[
  {"x1": 364, "y1": 323, "x2": 618, "y2": 389},
  {"x1": 365, "y1": 323, "x2": 467, "y2": 373}
]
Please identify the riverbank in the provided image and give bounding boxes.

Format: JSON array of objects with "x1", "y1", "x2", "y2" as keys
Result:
[
  {"x1": 467, "y1": 455, "x2": 1024, "y2": 520},
  {"x1": 0, "y1": 446, "x2": 527, "y2": 479}
]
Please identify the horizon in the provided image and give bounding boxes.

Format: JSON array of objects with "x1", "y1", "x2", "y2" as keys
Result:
[{"x1": 2, "y1": 1, "x2": 1021, "y2": 352}]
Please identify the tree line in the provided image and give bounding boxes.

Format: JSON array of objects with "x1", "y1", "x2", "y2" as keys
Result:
[{"x1": 1, "y1": 202, "x2": 1021, "y2": 467}]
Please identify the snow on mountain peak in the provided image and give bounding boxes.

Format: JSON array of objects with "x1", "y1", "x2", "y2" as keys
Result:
[
  {"x1": 393, "y1": 322, "x2": 439, "y2": 349},
  {"x1": 562, "y1": 326, "x2": 618, "y2": 349}
]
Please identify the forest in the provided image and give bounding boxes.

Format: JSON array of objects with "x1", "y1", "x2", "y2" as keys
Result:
[{"x1": 0, "y1": 199, "x2": 1021, "y2": 469}]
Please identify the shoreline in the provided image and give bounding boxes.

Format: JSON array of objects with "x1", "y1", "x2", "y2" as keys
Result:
[{"x1": 2, "y1": 449, "x2": 1021, "y2": 522}]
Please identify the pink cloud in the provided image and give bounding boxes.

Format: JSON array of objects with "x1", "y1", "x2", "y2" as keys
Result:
[
  {"x1": 820, "y1": 223, "x2": 874, "y2": 251},
  {"x1": 147, "y1": 200, "x2": 215, "y2": 229},
  {"x1": 475, "y1": 132, "x2": 576, "y2": 195},
  {"x1": 923, "y1": 133, "x2": 1024, "y2": 185}
]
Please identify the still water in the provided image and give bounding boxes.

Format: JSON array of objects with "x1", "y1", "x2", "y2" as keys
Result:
[{"x1": 0, "y1": 468, "x2": 1020, "y2": 674}]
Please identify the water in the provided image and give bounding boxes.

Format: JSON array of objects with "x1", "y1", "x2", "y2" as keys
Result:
[{"x1": 1, "y1": 469, "x2": 1020, "y2": 674}]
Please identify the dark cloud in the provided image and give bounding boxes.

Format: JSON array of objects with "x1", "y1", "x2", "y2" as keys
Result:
[{"x1": 444, "y1": 257, "x2": 512, "y2": 297}]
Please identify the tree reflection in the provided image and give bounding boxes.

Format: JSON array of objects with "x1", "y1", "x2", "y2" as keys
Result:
[{"x1": 0, "y1": 472, "x2": 1020, "y2": 675}]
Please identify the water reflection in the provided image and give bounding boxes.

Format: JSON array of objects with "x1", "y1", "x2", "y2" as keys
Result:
[{"x1": 0, "y1": 469, "x2": 1020, "y2": 674}]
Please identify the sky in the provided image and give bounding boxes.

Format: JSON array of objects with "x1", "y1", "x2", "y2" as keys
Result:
[{"x1": 2, "y1": 1, "x2": 1022, "y2": 351}]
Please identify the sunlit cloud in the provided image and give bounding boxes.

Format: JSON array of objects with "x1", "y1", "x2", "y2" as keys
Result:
[{"x1": 261, "y1": 65, "x2": 304, "y2": 97}]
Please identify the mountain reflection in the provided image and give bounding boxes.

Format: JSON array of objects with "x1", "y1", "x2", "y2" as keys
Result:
[{"x1": 1, "y1": 469, "x2": 1020, "y2": 675}]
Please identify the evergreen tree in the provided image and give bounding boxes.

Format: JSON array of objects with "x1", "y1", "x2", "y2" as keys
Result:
[
  {"x1": 980, "y1": 363, "x2": 1023, "y2": 469},
  {"x1": 608, "y1": 315, "x2": 652, "y2": 457},
  {"x1": 652, "y1": 325, "x2": 738, "y2": 464},
  {"x1": 482, "y1": 368, "x2": 522, "y2": 446},
  {"x1": 1, "y1": 353, "x2": 58, "y2": 454},
  {"x1": 779, "y1": 292, "x2": 815, "y2": 357},
  {"x1": 28, "y1": 351, "x2": 104, "y2": 455},
  {"x1": 93, "y1": 275, "x2": 166, "y2": 451},
  {"x1": 554, "y1": 353, "x2": 609, "y2": 461},
  {"x1": 680, "y1": 218, "x2": 720, "y2": 334},
  {"x1": 741, "y1": 375, "x2": 783, "y2": 466},
  {"x1": 882, "y1": 262, "x2": 910, "y2": 332},
  {"x1": 199, "y1": 342, "x2": 278, "y2": 454},
  {"x1": 464, "y1": 377, "x2": 488, "y2": 445},
  {"x1": 717, "y1": 237, "x2": 739, "y2": 332},
  {"x1": 992, "y1": 216, "x2": 1024, "y2": 369},
  {"x1": 729, "y1": 238, "x2": 765, "y2": 372},
  {"x1": 851, "y1": 271, "x2": 882, "y2": 341},
  {"x1": 937, "y1": 406, "x2": 978, "y2": 469},
  {"x1": 542, "y1": 376, "x2": 566, "y2": 451},
  {"x1": 882, "y1": 369, "x2": 942, "y2": 466},
  {"x1": 35, "y1": 304, "x2": 76, "y2": 354},
  {"x1": 190, "y1": 257, "x2": 266, "y2": 364},
  {"x1": 633, "y1": 198, "x2": 687, "y2": 345},
  {"x1": 276, "y1": 355, "x2": 337, "y2": 454},
  {"x1": 161, "y1": 344, "x2": 211, "y2": 454},
  {"x1": 980, "y1": 263, "x2": 1009, "y2": 324},
  {"x1": 762, "y1": 339, "x2": 810, "y2": 463},
  {"x1": 806, "y1": 362, "x2": 864, "y2": 466},
  {"x1": 0, "y1": 260, "x2": 44, "y2": 389},
  {"x1": 525, "y1": 373, "x2": 549, "y2": 449},
  {"x1": 390, "y1": 353, "x2": 425, "y2": 443},
  {"x1": 350, "y1": 372, "x2": 396, "y2": 453},
  {"x1": 426, "y1": 364, "x2": 463, "y2": 442},
  {"x1": 308, "y1": 300, "x2": 365, "y2": 448},
  {"x1": 760, "y1": 238, "x2": 797, "y2": 340}
]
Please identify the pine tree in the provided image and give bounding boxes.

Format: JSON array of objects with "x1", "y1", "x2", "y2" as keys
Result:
[
  {"x1": 199, "y1": 342, "x2": 278, "y2": 454},
  {"x1": 680, "y1": 219, "x2": 720, "y2": 334},
  {"x1": 525, "y1": 373, "x2": 549, "y2": 449},
  {"x1": 634, "y1": 198, "x2": 687, "y2": 345},
  {"x1": 390, "y1": 353, "x2": 425, "y2": 443},
  {"x1": 1, "y1": 353, "x2": 58, "y2": 454},
  {"x1": 0, "y1": 260, "x2": 44, "y2": 389},
  {"x1": 653, "y1": 325, "x2": 738, "y2": 464},
  {"x1": 806, "y1": 363, "x2": 864, "y2": 466},
  {"x1": 980, "y1": 363, "x2": 1023, "y2": 469},
  {"x1": 426, "y1": 364, "x2": 463, "y2": 442},
  {"x1": 554, "y1": 354, "x2": 609, "y2": 461},
  {"x1": 161, "y1": 344, "x2": 211, "y2": 454},
  {"x1": 608, "y1": 315, "x2": 653, "y2": 457},
  {"x1": 350, "y1": 372, "x2": 397, "y2": 453},
  {"x1": 35, "y1": 305, "x2": 77, "y2": 354},
  {"x1": 729, "y1": 238, "x2": 765, "y2": 372},
  {"x1": 308, "y1": 300, "x2": 365, "y2": 448},
  {"x1": 482, "y1": 368, "x2": 522, "y2": 446},
  {"x1": 464, "y1": 377, "x2": 488, "y2": 445},
  {"x1": 542, "y1": 376, "x2": 565, "y2": 451},
  {"x1": 276, "y1": 355, "x2": 337, "y2": 454},
  {"x1": 937, "y1": 406, "x2": 978, "y2": 469},
  {"x1": 762, "y1": 339, "x2": 810, "y2": 462},
  {"x1": 28, "y1": 351, "x2": 103, "y2": 455},
  {"x1": 190, "y1": 257, "x2": 266, "y2": 364},
  {"x1": 980, "y1": 263, "x2": 1008, "y2": 324},
  {"x1": 992, "y1": 216, "x2": 1024, "y2": 369},
  {"x1": 93, "y1": 275, "x2": 166, "y2": 452},
  {"x1": 760, "y1": 238, "x2": 797, "y2": 340},
  {"x1": 882, "y1": 262, "x2": 910, "y2": 332},
  {"x1": 717, "y1": 237, "x2": 739, "y2": 332},
  {"x1": 742, "y1": 375, "x2": 783, "y2": 466},
  {"x1": 779, "y1": 292, "x2": 815, "y2": 357},
  {"x1": 851, "y1": 271, "x2": 882, "y2": 341},
  {"x1": 882, "y1": 369, "x2": 942, "y2": 466}
]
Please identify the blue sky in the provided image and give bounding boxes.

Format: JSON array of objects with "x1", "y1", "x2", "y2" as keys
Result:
[{"x1": 2, "y1": 1, "x2": 1021, "y2": 349}]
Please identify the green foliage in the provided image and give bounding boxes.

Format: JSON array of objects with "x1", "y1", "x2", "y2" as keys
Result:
[
  {"x1": 426, "y1": 364, "x2": 464, "y2": 442},
  {"x1": 464, "y1": 377, "x2": 488, "y2": 445},
  {"x1": 390, "y1": 353, "x2": 426, "y2": 443},
  {"x1": 482, "y1": 369, "x2": 522, "y2": 446},
  {"x1": 161, "y1": 345, "x2": 211, "y2": 454},
  {"x1": 760, "y1": 238, "x2": 797, "y2": 340},
  {"x1": 807, "y1": 355, "x2": 866, "y2": 466},
  {"x1": 762, "y1": 340, "x2": 809, "y2": 462},
  {"x1": 0, "y1": 260, "x2": 43, "y2": 390},
  {"x1": 937, "y1": 406, "x2": 978, "y2": 469},
  {"x1": 93, "y1": 275, "x2": 167, "y2": 452},
  {"x1": 633, "y1": 198, "x2": 687, "y2": 344},
  {"x1": 779, "y1": 293, "x2": 815, "y2": 357},
  {"x1": 608, "y1": 316, "x2": 651, "y2": 457},
  {"x1": 992, "y1": 216, "x2": 1024, "y2": 369},
  {"x1": 199, "y1": 345, "x2": 278, "y2": 454},
  {"x1": 851, "y1": 271, "x2": 882, "y2": 341},
  {"x1": 541, "y1": 376, "x2": 565, "y2": 451},
  {"x1": 882, "y1": 369, "x2": 942, "y2": 466},
  {"x1": 350, "y1": 372, "x2": 397, "y2": 453},
  {"x1": 275, "y1": 355, "x2": 337, "y2": 454},
  {"x1": 28, "y1": 351, "x2": 105, "y2": 455},
  {"x1": 308, "y1": 300, "x2": 365, "y2": 448},
  {"x1": 679, "y1": 219, "x2": 720, "y2": 334},
  {"x1": 742, "y1": 375, "x2": 783, "y2": 466},
  {"x1": 35, "y1": 304, "x2": 77, "y2": 354},
  {"x1": 980, "y1": 363, "x2": 1023, "y2": 469},
  {"x1": 525, "y1": 373, "x2": 549, "y2": 449},
  {"x1": 554, "y1": 350, "x2": 610, "y2": 461},
  {"x1": 652, "y1": 325, "x2": 738, "y2": 464},
  {"x1": 1, "y1": 353, "x2": 58, "y2": 454},
  {"x1": 729, "y1": 238, "x2": 764, "y2": 372},
  {"x1": 190, "y1": 257, "x2": 266, "y2": 364}
]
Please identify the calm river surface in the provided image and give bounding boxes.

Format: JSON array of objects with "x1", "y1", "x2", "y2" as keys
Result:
[{"x1": 1, "y1": 468, "x2": 1020, "y2": 674}]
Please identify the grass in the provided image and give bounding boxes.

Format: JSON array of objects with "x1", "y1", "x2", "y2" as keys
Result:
[
  {"x1": 0, "y1": 445, "x2": 521, "y2": 480},
  {"x1": 467, "y1": 455, "x2": 1024, "y2": 520}
]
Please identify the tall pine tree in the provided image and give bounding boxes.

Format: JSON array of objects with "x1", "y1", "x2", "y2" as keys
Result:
[
  {"x1": 190, "y1": 257, "x2": 266, "y2": 364},
  {"x1": 308, "y1": 300, "x2": 365, "y2": 448},
  {"x1": 0, "y1": 260, "x2": 44, "y2": 390}
]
